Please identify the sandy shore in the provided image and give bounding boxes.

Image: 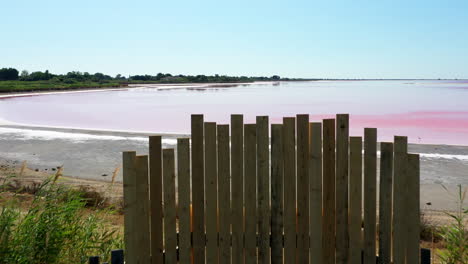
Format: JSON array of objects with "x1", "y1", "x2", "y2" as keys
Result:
[{"x1": 0, "y1": 124, "x2": 466, "y2": 211}]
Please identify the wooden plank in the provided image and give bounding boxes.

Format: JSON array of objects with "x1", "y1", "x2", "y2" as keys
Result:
[
  {"x1": 177, "y1": 138, "x2": 191, "y2": 264},
  {"x1": 349, "y1": 137, "x2": 362, "y2": 264},
  {"x1": 309, "y1": 122, "x2": 322, "y2": 264},
  {"x1": 231, "y1": 114, "x2": 244, "y2": 264},
  {"x1": 244, "y1": 123, "x2": 257, "y2": 264},
  {"x1": 256, "y1": 116, "x2": 270, "y2": 264},
  {"x1": 363, "y1": 128, "x2": 377, "y2": 264},
  {"x1": 407, "y1": 154, "x2": 420, "y2": 264},
  {"x1": 205, "y1": 122, "x2": 218, "y2": 264},
  {"x1": 283, "y1": 117, "x2": 296, "y2": 263},
  {"x1": 335, "y1": 114, "x2": 349, "y2": 264},
  {"x1": 217, "y1": 124, "x2": 231, "y2": 264},
  {"x1": 191, "y1": 114, "x2": 205, "y2": 263},
  {"x1": 135, "y1": 155, "x2": 151, "y2": 263},
  {"x1": 271, "y1": 124, "x2": 284, "y2": 264},
  {"x1": 378, "y1": 142, "x2": 393, "y2": 264},
  {"x1": 163, "y1": 150, "x2": 177, "y2": 264},
  {"x1": 392, "y1": 136, "x2": 408, "y2": 264},
  {"x1": 123, "y1": 151, "x2": 137, "y2": 264},
  {"x1": 322, "y1": 119, "x2": 335, "y2": 264},
  {"x1": 149, "y1": 136, "x2": 164, "y2": 264},
  {"x1": 296, "y1": 114, "x2": 310, "y2": 264}
]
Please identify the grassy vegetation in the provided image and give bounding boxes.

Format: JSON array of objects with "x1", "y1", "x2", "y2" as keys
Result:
[
  {"x1": 0, "y1": 80, "x2": 125, "y2": 93},
  {"x1": 0, "y1": 175, "x2": 123, "y2": 263},
  {"x1": 436, "y1": 185, "x2": 467, "y2": 264}
]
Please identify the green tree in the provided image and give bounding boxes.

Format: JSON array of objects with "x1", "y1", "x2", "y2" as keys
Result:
[{"x1": 0, "y1": 68, "x2": 19, "y2": 80}]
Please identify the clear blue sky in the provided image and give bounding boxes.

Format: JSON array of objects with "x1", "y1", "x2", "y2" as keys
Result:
[{"x1": 2, "y1": 0, "x2": 467, "y2": 79}]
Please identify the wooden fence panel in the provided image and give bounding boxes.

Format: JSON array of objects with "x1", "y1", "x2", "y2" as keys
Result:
[
  {"x1": 205, "y1": 122, "x2": 218, "y2": 264},
  {"x1": 149, "y1": 136, "x2": 163, "y2": 264},
  {"x1": 231, "y1": 114, "x2": 244, "y2": 264},
  {"x1": 163, "y1": 150, "x2": 177, "y2": 264},
  {"x1": 322, "y1": 119, "x2": 335, "y2": 264},
  {"x1": 257, "y1": 116, "x2": 270, "y2": 264},
  {"x1": 309, "y1": 122, "x2": 322, "y2": 264},
  {"x1": 217, "y1": 124, "x2": 231, "y2": 264},
  {"x1": 393, "y1": 136, "x2": 408, "y2": 264},
  {"x1": 336, "y1": 114, "x2": 349, "y2": 264},
  {"x1": 407, "y1": 154, "x2": 421, "y2": 264},
  {"x1": 177, "y1": 138, "x2": 191, "y2": 264},
  {"x1": 379, "y1": 142, "x2": 393, "y2": 264},
  {"x1": 349, "y1": 137, "x2": 362, "y2": 264},
  {"x1": 123, "y1": 151, "x2": 137, "y2": 264},
  {"x1": 271, "y1": 124, "x2": 284, "y2": 264},
  {"x1": 244, "y1": 124, "x2": 257, "y2": 264},
  {"x1": 363, "y1": 128, "x2": 377, "y2": 264},
  {"x1": 297, "y1": 114, "x2": 310, "y2": 264},
  {"x1": 191, "y1": 114, "x2": 205, "y2": 264},
  {"x1": 283, "y1": 117, "x2": 296, "y2": 263},
  {"x1": 135, "y1": 155, "x2": 151, "y2": 263}
]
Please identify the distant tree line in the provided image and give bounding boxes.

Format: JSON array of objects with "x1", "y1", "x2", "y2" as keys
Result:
[{"x1": 0, "y1": 67, "x2": 288, "y2": 83}]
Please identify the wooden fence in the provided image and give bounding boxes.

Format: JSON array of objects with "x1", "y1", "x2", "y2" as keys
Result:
[{"x1": 122, "y1": 114, "x2": 422, "y2": 264}]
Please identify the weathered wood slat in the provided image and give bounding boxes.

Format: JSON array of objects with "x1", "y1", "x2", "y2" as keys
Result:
[
  {"x1": 205, "y1": 122, "x2": 219, "y2": 264},
  {"x1": 349, "y1": 137, "x2": 362, "y2": 264},
  {"x1": 322, "y1": 119, "x2": 335, "y2": 264},
  {"x1": 135, "y1": 155, "x2": 151, "y2": 263},
  {"x1": 283, "y1": 117, "x2": 296, "y2": 263},
  {"x1": 296, "y1": 114, "x2": 310, "y2": 264},
  {"x1": 163, "y1": 150, "x2": 177, "y2": 264},
  {"x1": 309, "y1": 122, "x2": 322, "y2": 264},
  {"x1": 191, "y1": 114, "x2": 205, "y2": 264},
  {"x1": 363, "y1": 128, "x2": 377, "y2": 264},
  {"x1": 217, "y1": 124, "x2": 231, "y2": 264},
  {"x1": 378, "y1": 142, "x2": 393, "y2": 264},
  {"x1": 336, "y1": 114, "x2": 349, "y2": 264},
  {"x1": 257, "y1": 116, "x2": 270, "y2": 264},
  {"x1": 149, "y1": 136, "x2": 164, "y2": 264},
  {"x1": 177, "y1": 138, "x2": 191, "y2": 264},
  {"x1": 271, "y1": 124, "x2": 284, "y2": 264},
  {"x1": 393, "y1": 136, "x2": 408, "y2": 264},
  {"x1": 231, "y1": 114, "x2": 244, "y2": 264},
  {"x1": 244, "y1": 123, "x2": 257, "y2": 264},
  {"x1": 407, "y1": 154, "x2": 421, "y2": 264},
  {"x1": 123, "y1": 151, "x2": 137, "y2": 264}
]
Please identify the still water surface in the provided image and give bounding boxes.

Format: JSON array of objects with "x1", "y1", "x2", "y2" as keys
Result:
[{"x1": 1, "y1": 80, "x2": 467, "y2": 145}]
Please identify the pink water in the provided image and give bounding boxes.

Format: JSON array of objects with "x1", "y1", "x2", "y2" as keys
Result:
[{"x1": 1, "y1": 80, "x2": 468, "y2": 145}]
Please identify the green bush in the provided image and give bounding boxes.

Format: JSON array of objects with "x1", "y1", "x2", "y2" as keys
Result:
[
  {"x1": 0, "y1": 178, "x2": 123, "y2": 263},
  {"x1": 437, "y1": 185, "x2": 467, "y2": 264}
]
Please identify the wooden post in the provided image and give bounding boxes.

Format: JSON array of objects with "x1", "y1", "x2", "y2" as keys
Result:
[
  {"x1": 149, "y1": 136, "x2": 163, "y2": 264},
  {"x1": 123, "y1": 151, "x2": 137, "y2": 264},
  {"x1": 379, "y1": 142, "x2": 393, "y2": 264},
  {"x1": 393, "y1": 136, "x2": 408, "y2": 264},
  {"x1": 363, "y1": 128, "x2": 377, "y2": 264},
  {"x1": 191, "y1": 114, "x2": 205, "y2": 264},
  {"x1": 421, "y1": 248, "x2": 431, "y2": 264},
  {"x1": 205, "y1": 122, "x2": 218, "y2": 264},
  {"x1": 177, "y1": 138, "x2": 191, "y2": 264},
  {"x1": 111, "y1": 249, "x2": 124, "y2": 264},
  {"x1": 322, "y1": 119, "x2": 335, "y2": 264},
  {"x1": 349, "y1": 137, "x2": 362, "y2": 264},
  {"x1": 336, "y1": 114, "x2": 349, "y2": 264},
  {"x1": 217, "y1": 124, "x2": 231, "y2": 263},
  {"x1": 257, "y1": 116, "x2": 270, "y2": 264},
  {"x1": 309, "y1": 122, "x2": 322, "y2": 264},
  {"x1": 297, "y1": 114, "x2": 310, "y2": 264},
  {"x1": 271, "y1": 124, "x2": 284, "y2": 264},
  {"x1": 244, "y1": 123, "x2": 257, "y2": 264},
  {"x1": 135, "y1": 155, "x2": 151, "y2": 263},
  {"x1": 231, "y1": 114, "x2": 244, "y2": 264},
  {"x1": 283, "y1": 117, "x2": 297, "y2": 263},
  {"x1": 89, "y1": 256, "x2": 100, "y2": 264},
  {"x1": 163, "y1": 149, "x2": 177, "y2": 264},
  {"x1": 407, "y1": 154, "x2": 420, "y2": 264}
]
